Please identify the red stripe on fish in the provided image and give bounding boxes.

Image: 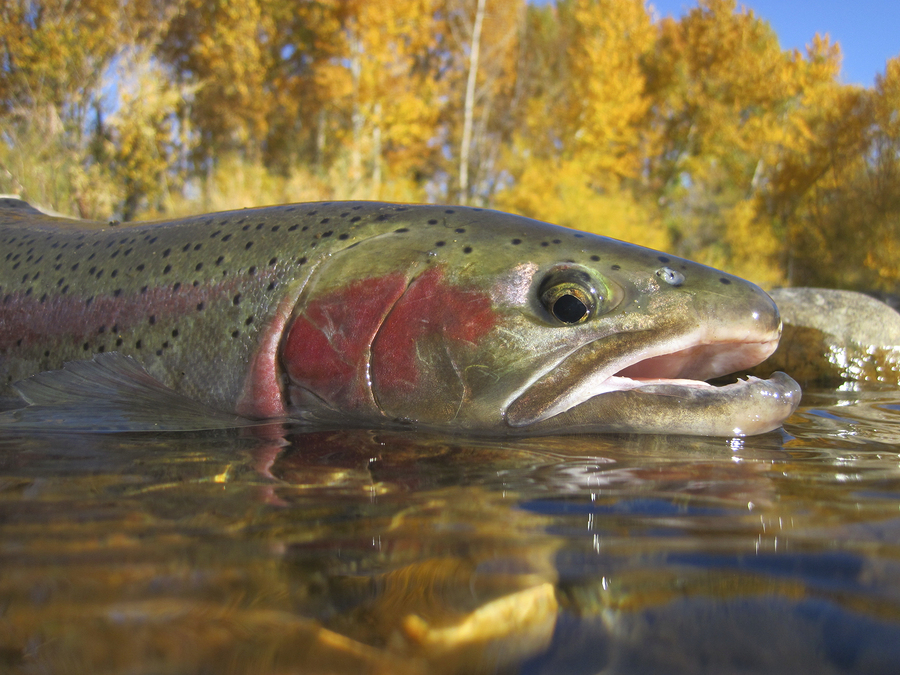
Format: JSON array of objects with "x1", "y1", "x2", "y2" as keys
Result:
[
  {"x1": 281, "y1": 273, "x2": 408, "y2": 412},
  {"x1": 372, "y1": 266, "x2": 496, "y2": 394},
  {"x1": 0, "y1": 277, "x2": 262, "y2": 352}
]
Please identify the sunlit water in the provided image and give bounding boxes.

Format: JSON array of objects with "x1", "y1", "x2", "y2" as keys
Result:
[{"x1": 4, "y1": 387, "x2": 900, "y2": 674}]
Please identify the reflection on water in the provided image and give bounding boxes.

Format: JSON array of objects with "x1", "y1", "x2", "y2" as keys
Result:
[{"x1": 4, "y1": 389, "x2": 900, "y2": 673}]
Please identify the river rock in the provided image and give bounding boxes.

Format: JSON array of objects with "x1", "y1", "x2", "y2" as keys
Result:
[{"x1": 745, "y1": 288, "x2": 900, "y2": 386}]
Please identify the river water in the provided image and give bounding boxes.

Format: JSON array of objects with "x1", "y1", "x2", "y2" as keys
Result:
[{"x1": 3, "y1": 385, "x2": 900, "y2": 674}]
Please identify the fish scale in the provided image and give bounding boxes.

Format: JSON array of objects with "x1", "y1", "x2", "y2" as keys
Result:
[{"x1": 0, "y1": 198, "x2": 801, "y2": 435}]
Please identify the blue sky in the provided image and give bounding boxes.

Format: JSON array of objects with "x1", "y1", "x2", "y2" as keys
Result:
[
  {"x1": 647, "y1": 0, "x2": 899, "y2": 86},
  {"x1": 531, "y1": 1, "x2": 899, "y2": 87}
]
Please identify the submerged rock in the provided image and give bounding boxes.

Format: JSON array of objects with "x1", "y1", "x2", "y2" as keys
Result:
[{"x1": 746, "y1": 288, "x2": 900, "y2": 386}]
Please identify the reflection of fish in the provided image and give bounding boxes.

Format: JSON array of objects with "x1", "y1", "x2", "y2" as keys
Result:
[{"x1": 0, "y1": 198, "x2": 799, "y2": 435}]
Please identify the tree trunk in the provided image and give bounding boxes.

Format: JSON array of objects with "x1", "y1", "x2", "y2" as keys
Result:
[{"x1": 458, "y1": 0, "x2": 486, "y2": 205}]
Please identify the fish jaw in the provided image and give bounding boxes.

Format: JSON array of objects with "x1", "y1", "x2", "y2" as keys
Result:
[{"x1": 504, "y1": 309, "x2": 800, "y2": 437}]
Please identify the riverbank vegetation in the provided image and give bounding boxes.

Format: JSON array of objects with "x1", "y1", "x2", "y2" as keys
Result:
[{"x1": 1, "y1": 0, "x2": 898, "y2": 290}]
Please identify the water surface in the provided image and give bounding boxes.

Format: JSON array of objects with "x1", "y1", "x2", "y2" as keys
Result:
[{"x1": 3, "y1": 386, "x2": 900, "y2": 674}]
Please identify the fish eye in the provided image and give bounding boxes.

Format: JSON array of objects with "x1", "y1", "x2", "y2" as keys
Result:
[{"x1": 539, "y1": 269, "x2": 600, "y2": 325}]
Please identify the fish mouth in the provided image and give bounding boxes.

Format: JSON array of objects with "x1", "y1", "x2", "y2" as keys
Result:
[{"x1": 505, "y1": 328, "x2": 801, "y2": 436}]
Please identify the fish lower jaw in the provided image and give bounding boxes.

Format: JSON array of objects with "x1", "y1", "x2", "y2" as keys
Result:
[{"x1": 509, "y1": 372, "x2": 801, "y2": 437}]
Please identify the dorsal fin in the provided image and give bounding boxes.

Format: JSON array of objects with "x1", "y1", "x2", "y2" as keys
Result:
[
  {"x1": 0, "y1": 353, "x2": 266, "y2": 432},
  {"x1": 0, "y1": 196, "x2": 48, "y2": 217}
]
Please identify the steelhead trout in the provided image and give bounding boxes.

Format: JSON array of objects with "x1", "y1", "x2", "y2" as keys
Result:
[{"x1": 0, "y1": 197, "x2": 800, "y2": 435}]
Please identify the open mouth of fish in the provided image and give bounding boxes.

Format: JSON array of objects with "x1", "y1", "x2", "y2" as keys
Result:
[{"x1": 506, "y1": 327, "x2": 801, "y2": 436}]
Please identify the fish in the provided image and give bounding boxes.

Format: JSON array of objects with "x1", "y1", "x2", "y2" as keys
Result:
[{"x1": 0, "y1": 197, "x2": 800, "y2": 435}]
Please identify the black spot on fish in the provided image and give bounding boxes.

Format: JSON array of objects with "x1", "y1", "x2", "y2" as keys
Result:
[
  {"x1": 163, "y1": 265, "x2": 171, "y2": 274},
  {"x1": 195, "y1": 262, "x2": 203, "y2": 271},
  {"x1": 267, "y1": 281, "x2": 277, "y2": 291},
  {"x1": 436, "y1": 241, "x2": 446, "y2": 247},
  {"x1": 658, "y1": 256, "x2": 670, "y2": 263},
  {"x1": 248, "y1": 266, "x2": 256, "y2": 276},
  {"x1": 540, "y1": 242, "x2": 549, "y2": 247},
  {"x1": 216, "y1": 256, "x2": 224, "y2": 266},
  {"x1": 172, "y1": 328, "x2": 179, "y2": 338},
  {"x1": 245, "y1": 315, "x2": 254, "y2": 325},
  {"x1": 39, "y1": 293, "x2": 47, "y2": 303},
  {"x1": 113, "y1": 289, "x2": 122, "y2": 297},
  {"x1": 256, "y1": 223, "x2": 264, "y2": 230},
  {"x1": 71, "y1": 263, "x2": 79, "y2": 271},
  {"x1": 156, "y1": 349, "x2": 163, "y2": 356},
  {"x1": 173, "y1": 282, "x2": 181, "y2": 292},
  {"x1": 222, "y1": 234, "x2": 232, "y2": 242},
  {"x1": 136, "y1": 264, "x2": 145, "y2": 272},
  {"x1": 375, "y1": 215, "x2": 389, "y2": 222},
  {"x1": 320, "y1": 218, "x2": 330, "y2": 224},
  {"x1": 141, "y1": 286, "x2": 148, "y2": 294},
  {"x1": 98, "y1": 325, "x2": 106, "y2": 334},
  {"x1": 61, "y1": 285, "x2": 68, "y2": 294},
  {"x1": 197, "y1": 302, "x2": 205, "y2": 311},
  {"x1": 428, "y1": 219, "x2": 438, "y2": 225},
  {"x1": 163, "y1": 248, "x2": 171, "y2": 257},
  {"x1": 233, "y1": 294, "x2": 242, "y2": 306},
  {"x1": 349, "y1": 218, "x2": 360, "y2": 224},
  {"x1": 395, "y1": 228, "x2": 409, "y2": 233},
  {"x1": 242, "y1": 224, "x2": 251, "y2": 232},
  {"x1": 719, "y1": 278, "x2": 732, "y2": 285},
  {"x1": 511, "y1": 238, "x2": 521, "y2": 245},
  {"x1": 111, "y1": 269, "x2": 118, "y2": 278},
  {"x1": 455, "y1": 228, "x2": 465, "y2": 233},
  {"x1": 288, "y1": 224, "x2": 299, "y2": 232},
  {"x1": 83, "y1": 343, "x2": 89, "y2": 351},
  {"x1": 271, "y1": 225, "x2": 280, "y2": 232},
  {"x1": 182, "y1": 243, "x2": 191, "y2": 252},
  {"x1": 231, "y1": 330, "x2": 240, "y2": 338},
  {"x1": 85, "y1": 296, "x2": 93, "y2": 307},
  {"x1": 463, "y1": 246, "x2": 473, "y2": 254},
  {"x1": 298, "y1": 257, "x2": 307, "y2": 265},
  {"x1": 135, "y1": 340, "x2": 142, "y2": 349},
  {"x1": 115, "y1": 338, "x2": 123, "y2": 347},
  {"x1": 611, "y1": 264, "x2": 621, "y2": 270},
  {"x1": 149, "y1": 315, "x2": 156, "y2": 325},
  {"x1": 245, "y1": 241, "x2": 253, "y2": 250},
  {"x1": 574, "y1": 233, "x2": 585, "y2": 239},
  {"x1": 446, "y1": 210, "x2": 456, "y2": 214}
]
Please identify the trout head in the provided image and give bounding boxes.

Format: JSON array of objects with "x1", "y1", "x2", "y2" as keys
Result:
[{"x1": 280, "y1": 207, "x2": 799, "y2": 436}]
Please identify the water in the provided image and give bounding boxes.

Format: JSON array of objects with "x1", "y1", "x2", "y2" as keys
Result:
[{"x1": 3, "y1": 387, "x2": 900, "y2": 674}]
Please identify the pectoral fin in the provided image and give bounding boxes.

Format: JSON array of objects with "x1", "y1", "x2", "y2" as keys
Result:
[{"x1": 0, "y1": 353, "x2": 261, "y2": 432}]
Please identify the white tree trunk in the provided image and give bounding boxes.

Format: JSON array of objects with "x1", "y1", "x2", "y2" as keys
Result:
[{"x1": 458, "y1": 0, "x2": 486, "y2": 205}]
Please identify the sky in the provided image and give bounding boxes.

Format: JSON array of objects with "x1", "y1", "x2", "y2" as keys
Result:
[{"x1": 646, "y1": 0, "x2": 899, "y2": 86}]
